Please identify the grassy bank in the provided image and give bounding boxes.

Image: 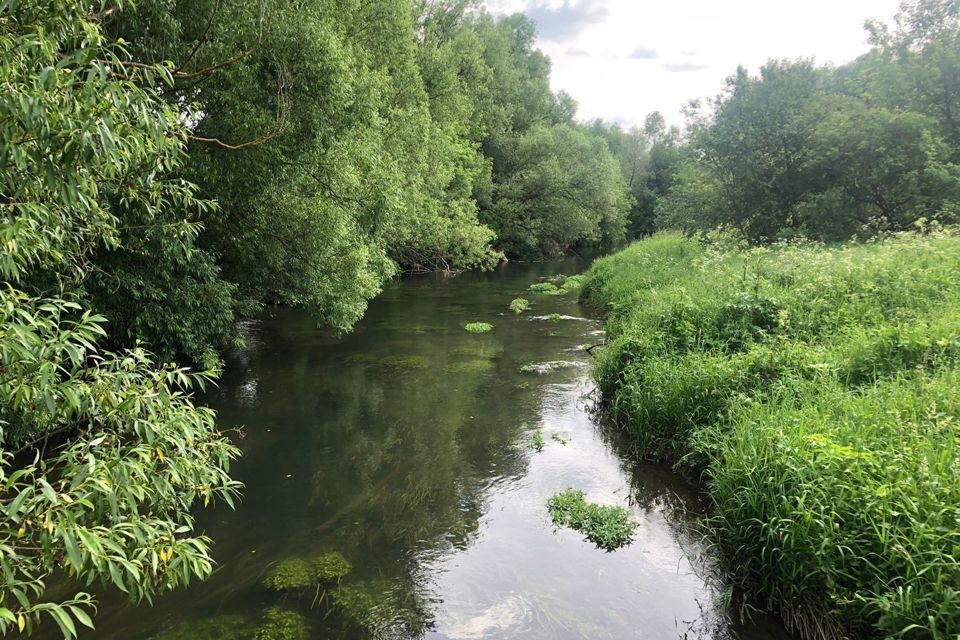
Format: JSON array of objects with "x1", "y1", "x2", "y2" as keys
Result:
[{"x1": 581, "y1": 232, "x2": 960, "y2": 639}]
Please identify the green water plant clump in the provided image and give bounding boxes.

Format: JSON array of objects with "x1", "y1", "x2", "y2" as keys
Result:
[
  {"x1": 529, "y1": 429, "x2": 545, "y2": 452},
  {"x1": 263, "y1": 552, "x2": 353, "y2": 592},
  {"x1": 528, "y1": 282, "x2": 560, "y2": 295},
  {"x1": 253, "y1": 608, "x2": 310, "y2": 640},
  {"x1": 263, "y1": 559, "x2": 316, "y2": 592},
  {"x1": 547, "y1": 489, "x2": 638, "y2": 551},
  {"x1": 312, "y1": 551, "x2": 353, "y2": 583},
  {"x1": 510, "y1": 298, "x2": 531, "y2": 314},
  {"x1": 581, "y1": 231, "x2": 960, "y2": 637},
  {"x1": 464, "y1": 322, "x2": 493, "y2": 334}
]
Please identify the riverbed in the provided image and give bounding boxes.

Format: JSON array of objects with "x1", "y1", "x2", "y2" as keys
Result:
[{"x1": 72, "y1": 260, "x2": 788, "y2": 639}]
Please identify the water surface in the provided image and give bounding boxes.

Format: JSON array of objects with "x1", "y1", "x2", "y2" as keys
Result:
[{"x1": 72, "y1": 260, "x2": 789, "y2": 639}]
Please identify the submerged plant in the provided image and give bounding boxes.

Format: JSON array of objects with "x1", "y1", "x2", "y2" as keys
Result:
[
  {"x1": 332, "y1": 578, "x2": 432, "y2": 639},
  {"x1": 378, "y1": 355, "x2": 430, "y2": 371},
  {"x1": 263, "y1": 552, "x2": 353, "y2": 593},
  {"x1": 253, "y1": 608, "x2": 309, "y2": 640},
  {"x1": 263, "y1": 559, "x2": 316, "y2": 592},
  {"x1": 529, "y1": 429, "x2": 545, "y2": 452},
  {"x1": 464, "y1": 322, "x2": 493, "y2": 333},
  {"x1": 312, "y1": 551, "x2": 352, "y2": 583},
  {"x1": 444, "y1": 359, "x2": 496, "y2": 375},
  {"x1": 510, "y1": 297, "x2": 531, "y2": 314},
  {"x1": 547, "y1": 489, "x2": 638, "y2": 551},
  {"x1": 157, "y1": 615, "x2": 254, "y2": 640}
]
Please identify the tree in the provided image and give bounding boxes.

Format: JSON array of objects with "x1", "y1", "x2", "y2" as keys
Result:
[
  {"x1": 1, "y1": 2, "x2": 240, "y2": 635},
  {"x1": 486, "y1": 125, "x2": 629, "y2": 258},
  {"x1": 797, "y1": 102, "x2": 960, "y2": 238}
]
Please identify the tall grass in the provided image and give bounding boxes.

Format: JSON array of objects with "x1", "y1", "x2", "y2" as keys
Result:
[{"x1": 582, "y1": 231, "x2": 960, "y2": 639}]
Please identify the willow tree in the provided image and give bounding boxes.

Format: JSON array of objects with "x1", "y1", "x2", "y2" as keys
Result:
[{"x1": 0, "y1": 1, "x2": 240, "y2": 636}]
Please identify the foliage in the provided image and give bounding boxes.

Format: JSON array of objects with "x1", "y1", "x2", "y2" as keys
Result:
[
  {"x1": 463, "y1": 322, "x2": 493, "y2": 334},
  {"x1": 582, "y1": 231, "x2": 960, "y2": 637},
  {"x1": 655, "y1": 2, "x2": 960, "y2": 243},
  {"x1": 547, "y1": 489, "x2": 638, "y2": 551},
  {"x1": 485, "y1": 124, "x2": 629, "y2": 258},
  {"x1": 509, "y1": 298, "x2": 530, "y2": 314},
  {"x1": 0, "y1": 1, "x2": 241, "y2": 636}
]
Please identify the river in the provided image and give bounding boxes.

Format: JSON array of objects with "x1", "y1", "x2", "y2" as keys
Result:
[{"x1": 67, "y1": 260, "x2": 789, "y2": 639}]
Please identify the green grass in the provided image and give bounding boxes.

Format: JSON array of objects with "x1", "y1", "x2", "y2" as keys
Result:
[
  {"x1": 581, "y1": 231, "x2": 960, "y2": 639},
  {"x1": 547, "y1": 489, "x2": 638, "y2": 551}
]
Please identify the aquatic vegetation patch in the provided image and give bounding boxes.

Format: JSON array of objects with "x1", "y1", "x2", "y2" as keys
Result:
[
  {"x1": 550, "y1": 433, "x2": 570, "y2": 445},
  {"x1": 312, "y1": 551, "x2": 352, "y2": 583},
  {"x1": 519, "y1": 361, "x2": 586, "y2": 374},
  {"x1": 445, "y1": 359, "x2": 496, "y2": 375},
  {"x1": 332, "y1": 578, "x2": 433, "y2": 639},
  {"x1": 253, "y1": 608, "x2": 309, "y2": 640},
  {"x1": 263, "y1": 558, "x2": 316, "y2": 591},
  {"x1": 157, "y1": 615, "x2": 254, "y2": 640},
  {"x1": 378, "y1": 355, "x2": 430, "y2": 371},
  {"x1": 263, "y1": 552, "x2": 352, "y2": 592},
  {"x1": 547, "y1": 489, "x2": 638, "y2": 551},
  {"x1": 528, "y1": 282, "x2": 560, "y2": 295},
  {"x1": 510, "y1": 297, "x2": 531, "y2": 314},
  {"x1": 529, "y1": 429, "x2": 545, "y2": 452},
  {"x1": 464, "y1": 322, "x2": 493, "y2": 333}
]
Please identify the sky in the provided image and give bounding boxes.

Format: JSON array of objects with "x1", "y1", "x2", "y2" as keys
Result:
[{"x1": 485, "y1": 0, "x2": 904, "y2": 127}]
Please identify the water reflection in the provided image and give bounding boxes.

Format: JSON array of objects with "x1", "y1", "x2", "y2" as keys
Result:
[{"x1": 45, "y1": 261, "x2": 788, "y2": 639}]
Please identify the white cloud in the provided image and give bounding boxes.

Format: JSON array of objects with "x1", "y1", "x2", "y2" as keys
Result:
[{"x1": 487, "y1": 0, "x2": 903, "y2": 126}]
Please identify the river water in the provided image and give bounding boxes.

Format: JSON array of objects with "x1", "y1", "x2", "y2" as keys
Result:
[{"x1": 71, "y1": 260, "x2": 789, "y2": 639}]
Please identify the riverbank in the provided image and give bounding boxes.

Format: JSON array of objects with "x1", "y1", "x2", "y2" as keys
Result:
[{"x1": 580, "y1": 232, "x2": 960, "y2": 640}]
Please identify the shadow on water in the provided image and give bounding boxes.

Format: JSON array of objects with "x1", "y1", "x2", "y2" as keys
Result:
[{"x1": 48, "y1": 259, "x2": 791, "y2": 639}]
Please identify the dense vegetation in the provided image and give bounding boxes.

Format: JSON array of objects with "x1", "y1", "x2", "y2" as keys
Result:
[
  {"x1": 86, "y1": 0, "x2": 630, "y2": 365},
  {"x1": 580, "y1": 1, "x2": 960, "y2": 248},
  {"x1": 5, "y1": 0, "x2": 960, "y2": 636},
  {"x1": 579, "y1": 4, "x2": 960, "y2": 638},
  {"x1": 582, "y1": 232, "x2": 960, "y2": 638},
  {"x1": 0, "y1": 0, "x2": 630, "y2": 634}
]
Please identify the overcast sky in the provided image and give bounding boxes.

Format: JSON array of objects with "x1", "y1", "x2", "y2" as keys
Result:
[{"x1": 485, "y1": 0, "x2": 904, "y2": 127}]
